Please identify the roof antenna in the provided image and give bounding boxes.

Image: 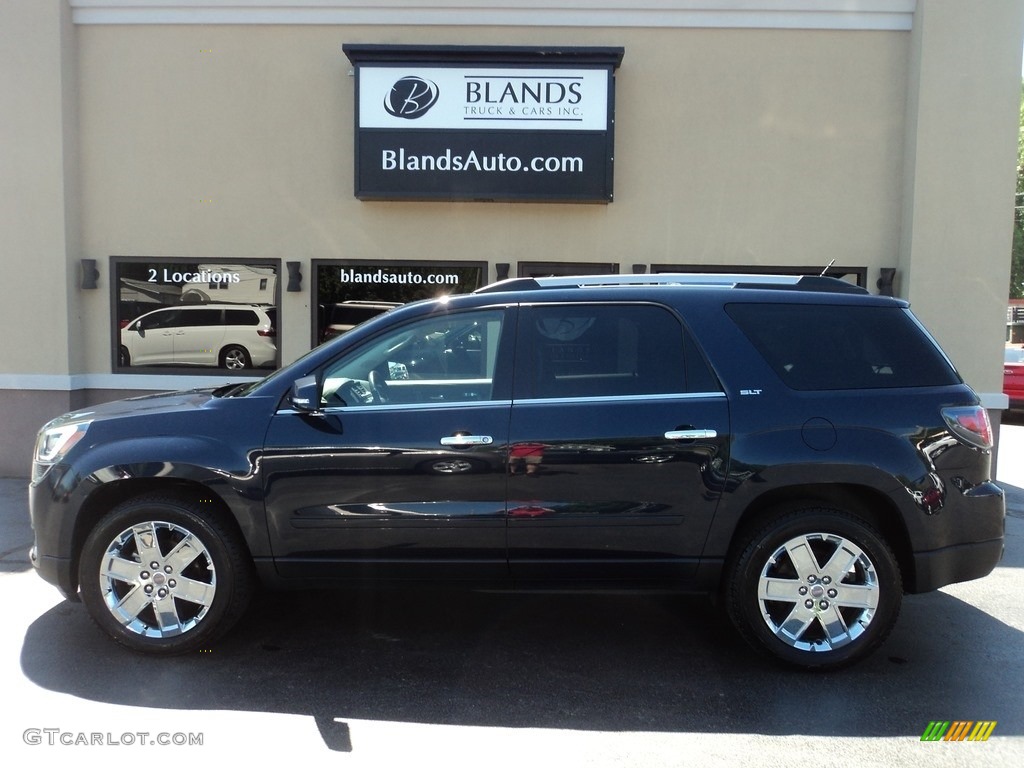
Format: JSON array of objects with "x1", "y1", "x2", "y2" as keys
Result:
[{"x1": 819, "y1": 259, "x2": 836, "y2": 277}]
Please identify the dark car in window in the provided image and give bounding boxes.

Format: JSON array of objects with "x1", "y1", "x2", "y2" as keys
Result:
[
  {"x1": 30, "y1": 274, "x2": 1004, "y2": 670},
  {"x1": 319, "y1": 300, "x2": 401, "y2": 343}
]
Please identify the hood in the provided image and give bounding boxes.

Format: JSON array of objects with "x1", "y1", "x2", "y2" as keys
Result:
[{"x1": 46, "y1": 388, "x2": 219, "y2": 429}]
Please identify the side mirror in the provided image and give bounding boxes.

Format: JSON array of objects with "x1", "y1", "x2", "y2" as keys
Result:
[{"x1": 290, "y1": 374, "x2": 321, "y2": 413}]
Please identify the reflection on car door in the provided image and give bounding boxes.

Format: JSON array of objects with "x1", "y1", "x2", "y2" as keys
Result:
[
  {"x1": 261, "y1": 307, "x2": 516, "y2": 582},
  {"x1": 507, "y1": 303, "x2": 730, "y2": 583}
]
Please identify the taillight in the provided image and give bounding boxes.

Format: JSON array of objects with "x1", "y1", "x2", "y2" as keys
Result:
[
  {"x1": 258, "y1": 328, "x2": 276, "y2": 337},
  {"x1": 941, "y1": 405, "x2": 993, "y2": 450}
]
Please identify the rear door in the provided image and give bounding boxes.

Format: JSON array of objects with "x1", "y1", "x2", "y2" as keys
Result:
[
  {"x1": 507, "y1": 302, "x2": 730, "y2": 584},
  {"x1": 172, "y1": 307, "x2": 225, "y2": 366}
]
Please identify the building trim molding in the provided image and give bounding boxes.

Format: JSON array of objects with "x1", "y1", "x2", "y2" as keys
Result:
[{"x1": 69, "y1": 1, "x2": 915, "y2": 30}]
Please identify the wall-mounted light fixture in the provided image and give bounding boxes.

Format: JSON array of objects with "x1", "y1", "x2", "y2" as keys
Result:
[
  {"x1": 286, "y1": 261, "x2": 302, "y2": 292},
  {"x1": 80, "y1": 259, "x2": 99, "y2": 289},
  {"x1": 876, "y1": 268, "x2": 896, "y2": 297}
]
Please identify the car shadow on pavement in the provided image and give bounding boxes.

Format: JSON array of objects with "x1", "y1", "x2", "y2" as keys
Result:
[{"x1": 20, "y1": 574, "x2": 1024, "y2": 750}]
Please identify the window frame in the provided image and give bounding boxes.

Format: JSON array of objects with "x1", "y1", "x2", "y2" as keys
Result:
[{"x1": 110, "y1": 256, "x2": 281, "y2": 376}]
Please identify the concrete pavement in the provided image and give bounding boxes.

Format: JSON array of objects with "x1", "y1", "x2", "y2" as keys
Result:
[{"x1": 996, "y1": 420, "x2": 1024, "y2": 516}]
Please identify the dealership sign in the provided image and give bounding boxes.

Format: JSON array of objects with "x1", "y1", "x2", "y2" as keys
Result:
[{"x1": 343, "y1": 45, "x2": 624, "y2": 203}]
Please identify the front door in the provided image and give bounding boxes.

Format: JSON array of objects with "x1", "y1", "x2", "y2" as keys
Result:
[{"x1": 262, "y1": 306, "x2": 515, "y2": 583}]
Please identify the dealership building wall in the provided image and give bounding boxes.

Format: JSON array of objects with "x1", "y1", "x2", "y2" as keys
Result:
[{"x1": 1, "y1": 0, "x2": 1023, "y2": 476}]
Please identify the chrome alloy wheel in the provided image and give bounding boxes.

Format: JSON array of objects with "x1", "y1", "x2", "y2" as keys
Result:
[
  {"x1": 430, "y1": 458, "x2": 476, "y2": 474},
  {"x1": 221, "y1": 346, "x2": 250, "y2": 370},
  {"x1": 99, "y1": 520, "x2": 217, "y2": 639},
  {"x1": 756, "y1": 532, "x2": 880, "y2": 652}
]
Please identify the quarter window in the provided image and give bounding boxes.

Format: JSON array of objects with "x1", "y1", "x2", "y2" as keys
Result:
[
  {"x1": 224, "y1": 309, "x2": 259, "y2": 326},
  {"x1": 726, "y1": 303, "x2": 961, "y2": 390}
]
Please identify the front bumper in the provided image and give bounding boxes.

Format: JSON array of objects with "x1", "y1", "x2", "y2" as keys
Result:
[
  {"x1": 28, "y1": 544, "x2": 78, "y2": 601},
  {"x1": 29, "y1": 468, "x2": 85, "y2": 601}
]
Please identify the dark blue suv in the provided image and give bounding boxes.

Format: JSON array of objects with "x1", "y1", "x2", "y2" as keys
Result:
[{"x1": 29, "y1": 274, "x2": 1005, "y2": 669}]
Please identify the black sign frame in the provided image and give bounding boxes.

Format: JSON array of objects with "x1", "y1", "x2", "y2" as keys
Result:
[{"x1": 343, "y1": 45, "x2": 624, "y2": 204}]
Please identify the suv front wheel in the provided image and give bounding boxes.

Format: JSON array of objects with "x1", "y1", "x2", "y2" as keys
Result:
[
  {"x1": 725, "y1": 507, "x2": 902, "y2": 670},
  {"x1": 78, "y1": 495, "x2": 253, "y2": 655}
]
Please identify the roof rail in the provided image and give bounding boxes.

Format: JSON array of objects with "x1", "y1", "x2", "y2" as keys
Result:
[{"x1": 475, "y1": 273, "x2": 868, "y2": 295}]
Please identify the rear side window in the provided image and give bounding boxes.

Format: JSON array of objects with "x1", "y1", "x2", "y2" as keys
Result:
[
  {"x1": 725, "y1": 303, "x2": 961, "y2": 390},
  {"x1": 521, "y1": 304, "x2": 719, "y2": 398},
  {"x1": 224, "y1": 309, "x2": 259, "y2": 325},
  {"x1": 178, "y1": 309, "x2": 222, "y2": 327}
]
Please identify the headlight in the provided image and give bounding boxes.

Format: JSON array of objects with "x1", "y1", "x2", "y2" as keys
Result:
[{"x1": 32, "y1": 420, "x2": 91, "y2": 482}]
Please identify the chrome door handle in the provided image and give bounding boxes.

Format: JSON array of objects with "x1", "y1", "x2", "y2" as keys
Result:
[
  {"x1": 440, "y1": 435, "x2": 494, "y2": 447},
  {"x1": 665, "y1": 429, "x2": 717, "y2": 440}
]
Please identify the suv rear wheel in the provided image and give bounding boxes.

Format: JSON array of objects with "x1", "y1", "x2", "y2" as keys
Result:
[
  {"x1": 725, "y1": 507, "x2": 901, "y2": 670},
  {"x1": 220, "y1": 344, "x2": 251, "y2": 370},
  {"x1": 78, "y1": 495, "x2": 253, "y2": 655}
]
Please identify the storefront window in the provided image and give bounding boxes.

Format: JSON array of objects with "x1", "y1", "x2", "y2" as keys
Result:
[
  {"x1": 112, "y1": 258, "x2": 280, "y2": 374},
  {"x1": 517, "y1": 261, "x2": 618, "y2": 278},
  {"x1": 313, "y1": 260, "x2": 486, "y2": 345}
]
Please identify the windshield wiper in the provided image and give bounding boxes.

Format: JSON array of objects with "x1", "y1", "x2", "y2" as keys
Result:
[{"x1": 212, "y1": 382, "x2": 251, "y2": 398}]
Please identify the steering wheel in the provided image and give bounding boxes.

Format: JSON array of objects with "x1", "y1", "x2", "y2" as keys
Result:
[
  {"x1": 368, "y1": 369, "x2": 389, "y2": 404},
  {"x1": 325, "y1": 379, "x2": 375, "y2": 407},
  {"x1": 337, "y1": 381, "x2": 363, "y2": 406}
]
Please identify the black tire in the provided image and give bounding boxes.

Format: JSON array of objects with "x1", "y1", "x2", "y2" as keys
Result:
[
  {"x1": 78, "y1": 495, "x2": 253, "y2": 655},
  {"x1": 724, "y1": 507, "x2": 901, "y2": 670},
  {"x1": 219, "y1": 345, "x2": 251, "y2": 370},
  {"x1": 118, "y1": 346, "x2": 130, "y2": 367}
]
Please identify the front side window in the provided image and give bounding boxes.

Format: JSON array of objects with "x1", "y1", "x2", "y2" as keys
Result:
[
  {"x1": 321, "y1": 309, "x2": 507, "y2": 407},
  {"x1": 135, "y1": 309, "x2": 183, "y2": 330}
]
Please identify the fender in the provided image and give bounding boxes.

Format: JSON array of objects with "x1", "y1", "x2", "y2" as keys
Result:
[
  {"x1": 702, "y1": 424, "x2": 945, "y2": 559},
  {"x1": 30, "y1": 407, "x2": 276, "y2": 601}
]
